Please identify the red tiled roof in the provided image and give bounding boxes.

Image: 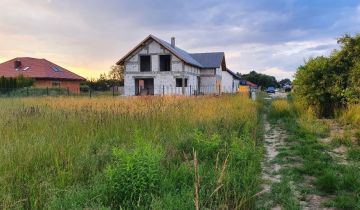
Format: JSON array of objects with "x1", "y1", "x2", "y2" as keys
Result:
[
  {"x1": 0, "y1": 57, "x2": 85, "y2": 81},
  {"x1": 246, "y1": 81, "x2": 258, "y2": 87}
]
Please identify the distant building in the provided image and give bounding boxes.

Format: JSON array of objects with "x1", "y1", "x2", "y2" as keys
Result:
[
  {"x1": 117, "y1": 35, "x2": 238, "y2": 96},
  {"x1": 222, "y1": 68, "x2": 241, "y2": 93},
  {"x1": 239, "y1": 80, "x2": 258, "y2": 94},
  {"x1": 0, "y1": 57, "x2": 85, "y2": 93}
]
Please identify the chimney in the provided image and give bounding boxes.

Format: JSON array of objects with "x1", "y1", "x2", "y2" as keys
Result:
[
  {"x1": 171, "y1": 37, "x2": 175, "y2": 48},
  {"x1": 14, "y1": 60, "x2": 22, "y2": 69}
]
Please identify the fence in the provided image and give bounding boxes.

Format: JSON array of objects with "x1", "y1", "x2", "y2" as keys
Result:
[
  {"x1": 0, "y1": 87, "x2": 124, "y2": 98},
  {"x1": 0, "y1": 85, "x2": 244, "y2": 98},
  {"x1": 134, "y1": 85, "x2": 241, "y2": 96}
]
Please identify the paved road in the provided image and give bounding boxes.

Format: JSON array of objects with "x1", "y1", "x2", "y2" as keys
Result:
[{"x1": 269, "y1": 91, "x2": 288, "y2": 99}]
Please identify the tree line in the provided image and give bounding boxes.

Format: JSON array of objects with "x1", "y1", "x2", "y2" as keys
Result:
[
  {"x1": 0, "y1": 75, "x2": 34, "y2": 89},
  {"x1": 237, "y1": 71, "x2": 291, "y2": 89},
  {"x1": 293, "y1": 34, "x2": 360, "y2": 117},
  {"x1": 82, "y1": 65, "x2": 124, "y2": 91}
]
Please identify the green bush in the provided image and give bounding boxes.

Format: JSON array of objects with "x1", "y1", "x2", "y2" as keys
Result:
[
  {"x1": 105, "y1": 145, "x2": 163, "y2": 209},
  {"x1": 178, "y1": 129, "x2": 223, "y2": 162},
  {"x1": 293, "y1": 34, "x2": 360, "y2": 117}
]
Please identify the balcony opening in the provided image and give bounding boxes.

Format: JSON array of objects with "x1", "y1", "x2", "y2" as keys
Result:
[
  {"x1": 140, "y1": 55, "x2": 151, "y2": 72},
  {"x1": 159, "y1": 55, "x2": 171, "y2": 71}
]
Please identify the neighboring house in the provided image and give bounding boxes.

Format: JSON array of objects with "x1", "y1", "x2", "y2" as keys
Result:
[
  {"x1": 239, "y1": 80, "x2": 258, "y2": 93},
  {"x1": 222, "y1": 68, "x2": 241, "y2": 93},
  {"x1": 0, "y1": 57, "x2": 85, "y2": 93},
  {"x1": 116, "y1": 35, "x2": 229, "y2": 96},
  {"x1": 245, "y1": 81, "x2": 258, "y2": 90}
]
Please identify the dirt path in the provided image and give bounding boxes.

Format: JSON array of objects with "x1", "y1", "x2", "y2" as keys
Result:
[
  {"x1": 258, "y1": 116, "x2": 337, "y2": 210},
  {"x1": 261, "y1": 118, "x2": 284, "y2": 192},
  {"x1": 257, "y1": 116, "x2": 287, "y2": 209}
]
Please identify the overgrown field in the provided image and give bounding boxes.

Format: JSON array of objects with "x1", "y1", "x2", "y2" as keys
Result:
[{"x1": 0, "y1": 95, "x2": 263, "y2": 209}]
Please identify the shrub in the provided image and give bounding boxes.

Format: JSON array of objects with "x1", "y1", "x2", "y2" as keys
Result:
[
  {"x1": 178, "y1": 129, "x2": 223, "y2": 162},
  {"x1": 105, "y1": 145, "x2": 163, "y2": 209}
]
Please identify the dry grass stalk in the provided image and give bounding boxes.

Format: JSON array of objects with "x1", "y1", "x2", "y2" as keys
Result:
[
  {"x1": 193, "y1": 148, "x2": 200, "y2": 210},
  {"x1": 217, "y1": 154, "x2": 229, "y2": 186},
  {"x1": 215, "y1": 152, "x2": 219, "y2": 171},
  {"x1": 210, "y1": 154, "x2": 229, "y2": 198}
]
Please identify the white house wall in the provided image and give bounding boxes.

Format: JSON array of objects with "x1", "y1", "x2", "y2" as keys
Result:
[
  {"x1": 123, "y1": 40, "x2": 202, "y2": 96},
  {"x1": 234, "y1": 79, "x2": 240, "y2": 92},
  {"x1": 222, "y1": 71, "x2": 237, "y2": 93},
  {"x1": 200, "y1": 76, "x2": 217, "y2": 94},
  {"x1": 124, "y1": 74, "x2": 136, "y2": 96}
]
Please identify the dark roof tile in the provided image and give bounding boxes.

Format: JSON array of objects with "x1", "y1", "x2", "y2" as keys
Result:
[
  {"x1": 151, "y1": 35, "x2": 204, "y2": 68},
  {"x1": 117, "y1": 35, "x2": 226, "y2": 69},
  {"x1": 190, "y1": 52, "x2": 225, "y2": 68}
]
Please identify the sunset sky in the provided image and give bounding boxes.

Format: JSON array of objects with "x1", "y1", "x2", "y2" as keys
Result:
[{"x1": 0, "y1": 0, "x2": 359, "y2": 80}]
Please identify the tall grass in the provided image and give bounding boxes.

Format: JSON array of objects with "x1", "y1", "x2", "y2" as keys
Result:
[
  {"x1": 340, "y1": 104, "x2": 360, "y2": 126},
  {"x1": 0, "y1": 95, "x2": 263, "y2": 209}
]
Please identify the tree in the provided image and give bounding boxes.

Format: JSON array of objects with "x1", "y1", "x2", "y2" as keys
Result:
[
  {"x1": 279, "y1": 78, "x2": 291, "y2": 87},
  {"x1": 293, "y1": 34, "x2": 360, "y2": 117},
  {"x1": 347, "y1": 61, "x2": 360, "y2": 102},
  {"x1": 0, "y1": 75, "x2": 33, "y2": 89},
  {"x1": 85, "y1": 65, "x2": 125, "y2": 91},
  {"x1": 108, "y1": 65, "x2": 124, "y2": 86},
  {"x1": 241, "y1": 71, "x2": 279, "y2": 89},
  {"x1": 293, "y1": 56, "x2": 335, "y2": 117}
]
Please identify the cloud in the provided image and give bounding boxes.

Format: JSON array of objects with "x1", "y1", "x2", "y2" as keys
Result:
[
  {"x1": 262, "y1": 67, "x2": 294, "y2": 80},
  {"x1": 0, "y1": 0, "x2": 359, "y2": 79}
]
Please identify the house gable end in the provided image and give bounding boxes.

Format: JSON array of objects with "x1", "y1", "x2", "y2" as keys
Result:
[
  {"x1": 117, "y1": 35, "x2": 203, "y2": 68},
  {"x1": 122, "y1": 39, "x2": 180, "y2": 64}
]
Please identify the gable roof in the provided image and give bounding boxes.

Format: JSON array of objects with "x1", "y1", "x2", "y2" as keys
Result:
[
  {"x1": 151, "y1": 36, "x2": 203, "y2": 68},
  {"x1": 117, "y1": 35, "x2": 226, "y2": 69},
  {"x1": 190, "y1": 52, "x2": 225, "y2": 68},
  {"x1": 117, "y1": 35, "x2": 203, "y2": 68},
  {"x1": 225, "y1": 68, "x2": 241, "y2": 80},
  {"x1": 0, "y1": 57, "x2": 85, "y2": 81}
]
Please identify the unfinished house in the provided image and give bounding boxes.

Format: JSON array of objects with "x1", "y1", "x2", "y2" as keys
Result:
[{"x1": 117, "y1": 35, "x2": 233, "y2": 96}]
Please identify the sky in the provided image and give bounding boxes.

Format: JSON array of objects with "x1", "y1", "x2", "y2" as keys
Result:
[{"x1": 0, "y1": 0, "x2": 359, "y2": 80}]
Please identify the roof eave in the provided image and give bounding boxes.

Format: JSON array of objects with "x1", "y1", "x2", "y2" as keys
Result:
[
  {"x1": 34, "y1": 77, "x2": 86, "y2": 81},
  {"x1": 116, "y1": 35, "x2": 153, "y2": 65}
]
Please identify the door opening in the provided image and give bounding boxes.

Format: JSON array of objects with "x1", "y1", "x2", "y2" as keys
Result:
[{"x1": 135, "y1": 78, "x2": 154, "y2": 96}]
